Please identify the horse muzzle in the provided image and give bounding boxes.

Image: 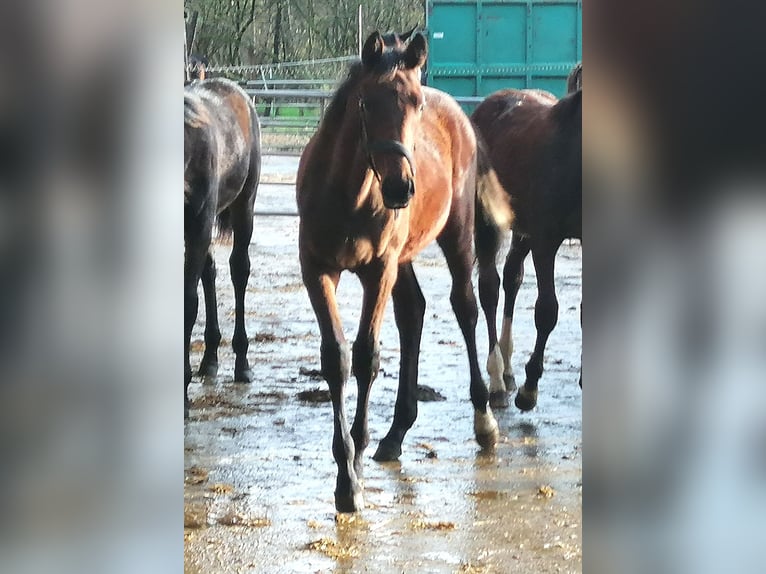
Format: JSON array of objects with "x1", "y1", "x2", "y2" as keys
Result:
[{"x1": 381, "y1": 176, "x2": 415, "y2": 209}]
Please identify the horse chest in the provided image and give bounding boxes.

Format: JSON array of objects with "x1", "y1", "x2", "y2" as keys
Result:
[{"x1": 309, "y1": 216, "x2": 405, "y2": 271}]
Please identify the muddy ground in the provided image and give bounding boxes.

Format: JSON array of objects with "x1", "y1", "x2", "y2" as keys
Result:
[{"x1": 184, "y1": 155, "x2": 582, "y2": 573}]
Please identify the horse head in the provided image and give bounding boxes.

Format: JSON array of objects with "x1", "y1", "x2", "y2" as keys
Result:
[{"x1": 356, "y1": 29, "x2": 427, "y2": 210}]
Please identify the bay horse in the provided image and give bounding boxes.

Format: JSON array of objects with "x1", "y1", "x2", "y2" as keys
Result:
[
  {"x1": 184, "y1": 78, "x2": 262, "y2": 418},
  {"x1": 473, "y1": 85, "x2": 582, "y2": 412},
  {"x1": 297, "y1": 30, "x2": 512, "y2": 512}
]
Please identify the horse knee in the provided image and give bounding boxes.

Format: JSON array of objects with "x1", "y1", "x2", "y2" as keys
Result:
[
  {"x1": 352, "y1": 338, "x2": 380, "y2": 382},
  {"x1": 321, "y1": 339, "x2": 351, "y2": 384}
]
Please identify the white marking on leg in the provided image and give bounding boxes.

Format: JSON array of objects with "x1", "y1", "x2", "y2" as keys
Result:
[
  {"x1": 474, "y1": 407, "x2": 499, "y2": 445},
  {"x1": 499, "y1": 317, "x2": 514, "y2": 380},
  {"x1": 486, "y1": 344, "x2": 505, "y2": 394}
]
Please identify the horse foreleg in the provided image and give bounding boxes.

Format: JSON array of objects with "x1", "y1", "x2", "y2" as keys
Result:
[
  {"x1": 229, "y1": 198, "x2": 255, "y2": 383},
  {"x1": 515, "y1": 240, "x2": 560, "y2": 411},
  {"x1": 494, "y1": 233, "x2": 531, "y2": 405},
  {"x1": 197, "y1": 251, "x2": 221, "y2": 382},
  {"x1": 301, "y1": 262, "x2": 358, "y2": 512},
  {"x1": 350, "y1": 261, "x2": 397, "y2": 474},
  {"x1": 373, "y1": 262, "x2": 425, "y2": 462}
]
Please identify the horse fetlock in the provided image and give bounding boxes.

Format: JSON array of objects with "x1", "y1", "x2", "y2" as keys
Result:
[
  {"x1": 372, "y1": 438, "x2": 403, "y2": 462},
  {"x1": 489, "y1": 390, "x2": 509, "y2": 409},
  {"x1": 514, "y1": 387, "x2": 538, "y2": 412},
  {"x1": 335, "y1": 490, "x2": 365, "y2": 514},
  {"x1": 197, "y1": 355, "x2": 219, "y2": 379},
  {"x1": 474, "y1": 408, "x2": 499, "y2": 449},
  {"x1": 234, "y1": 360, "x2": 253, "y2": 383}
]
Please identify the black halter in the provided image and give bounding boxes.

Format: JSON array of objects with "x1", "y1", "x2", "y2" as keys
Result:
[{"x1": 358, "y1": 96, "x2": 416, "y2": 183}]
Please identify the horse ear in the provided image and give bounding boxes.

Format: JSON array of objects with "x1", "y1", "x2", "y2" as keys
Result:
[
  {"x1": 399, "y1": 25, "x2": 418, "y2": 44},
  {"x1": 404, "y1": 32, "x2": 428, "y2": 70},
  {"x1": 362, "y1": 31, "x2": 384, "y2": 70}
]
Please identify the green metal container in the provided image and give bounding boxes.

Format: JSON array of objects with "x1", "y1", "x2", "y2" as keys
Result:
[{"x1": 425, "y1": 0, "x2": 582, "y2": 99}]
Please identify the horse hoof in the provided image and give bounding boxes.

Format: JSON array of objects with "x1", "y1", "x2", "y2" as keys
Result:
[
  {"x1": 503, "y1": 373, "x2": 517, "y2": 393},
  {"x1": 514, "y1": 388, "x2": 538, "y2": 412},
  {"x1": 474, "y1": 409, "x2": 499, "y2": 449},
  {"x1": 579, "y1": 374, "x2": 582, "y2": 389},
  {"x1": 489, "y1": 391, "x2": 509, "y2": 409},
  {"x1": 233, "y1": 368, "x2": 253, "y2": 384},
  {"x1": 197, "y1": 362, "x2": 218, "y2": 383},
  {"x1": 372, "y1": 440, "x2": 402, "y2": 462},
  {"x1": 335, "y1": 491, "x2": 364, "y2": 513}
]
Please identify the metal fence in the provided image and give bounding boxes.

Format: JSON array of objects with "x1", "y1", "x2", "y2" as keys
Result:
[{"x1": 243, "y1": 84, "x2": 485, "y2": 155}]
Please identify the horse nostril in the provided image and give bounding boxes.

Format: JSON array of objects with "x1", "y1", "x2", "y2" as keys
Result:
[{"x1": 381, "y1": 177, "x2": 414, "y2": 208}]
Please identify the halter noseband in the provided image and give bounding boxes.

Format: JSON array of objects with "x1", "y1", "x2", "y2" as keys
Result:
[{"x1": 358, "y1": 96, "x2": 416, "y2": 183}]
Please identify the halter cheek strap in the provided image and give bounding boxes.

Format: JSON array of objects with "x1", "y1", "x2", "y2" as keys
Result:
[{"x1": 358, "y1": 97, "x2": 417, "y2": 184}]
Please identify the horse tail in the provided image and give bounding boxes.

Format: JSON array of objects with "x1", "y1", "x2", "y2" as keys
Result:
[
  {"x1": 216, "y1": 209, "x2": 233, "y2": 239},
  {"x1": 474, "y1": 134, "x2": 512, "y2": 269}
]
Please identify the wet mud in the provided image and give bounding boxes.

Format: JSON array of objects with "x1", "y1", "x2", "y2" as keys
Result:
[{"x1": 185, "y1": 155, "x2": 582, "y2": 573}]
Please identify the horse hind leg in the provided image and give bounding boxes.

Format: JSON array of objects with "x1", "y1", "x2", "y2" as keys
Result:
[
  {"x1": 373, "y1": 262, "x2": 425, "y2": 462},
  {"x1": 495, "y1": 233, "x2": 531, "y2": 406},
  {"x1": 228, "y1": 193, "x2": 255, "y2": 383},
  {"x1": 197, "y1": 251, "x2": 221, "y2": 383},
  {"x1": 185, "y1": 224, "x2": 213, "y2": 418},
  {"x1": 478, "y1": 242, "x2": 504, "y2": 408},
  {"x1": 438, "y1": 230, "x2": 499, "y2": 450},
  {"x1": 515, "y1": 240, "x2": 560, "y2": 412}
]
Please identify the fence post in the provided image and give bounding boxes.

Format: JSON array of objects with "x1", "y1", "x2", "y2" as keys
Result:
[{"x1": 358, "y1": 5, "x2": 363, "y2": 58}]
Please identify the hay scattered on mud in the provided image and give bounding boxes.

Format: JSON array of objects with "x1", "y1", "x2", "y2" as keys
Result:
[
  {"x1": 409, "y1": 519, "x2": 456, "y2": 531},
  {"x1": 469, "y1": 490, "x2": 513, "y2": 501},
  {"x1": 415, "y1": 442, "x2": 438, "y2": 459},
  {"x1": 184, "y1": 505, "x2": 207, "y2": 529},
  {"x1": 334, "y1": 513, "x2": 368, "y2": 529},
  {"x1": 305, "y1": 537, "x2": 359, "y2": 560},
  {"x1": 207, "y1": 483, "x2": 235, "y2": 495},
  {"x1": 217, "y1": 510, "x2": 271, "y2": 528},
  {"x1": 537, "y1": 485, "x2": 556, "y2": 499},
  {"x1": 185, "y1": 466, "x2": 209, "y2": 485}
]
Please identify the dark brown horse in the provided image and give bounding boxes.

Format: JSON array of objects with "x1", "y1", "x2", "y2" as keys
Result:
[
  {"x1": 473, "y1": 85, "x2": 582, "y2": 412},
  {"x1": 184, "y1": 78, "x2": 261, "y2": 418},
  {"x1": 297, "y1": 30, "x2": 511, "y2": 512}
]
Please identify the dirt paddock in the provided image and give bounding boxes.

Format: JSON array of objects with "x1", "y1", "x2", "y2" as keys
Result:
[{"x1": 184, "y1": 155, "x2": 582, "y2": 573}]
